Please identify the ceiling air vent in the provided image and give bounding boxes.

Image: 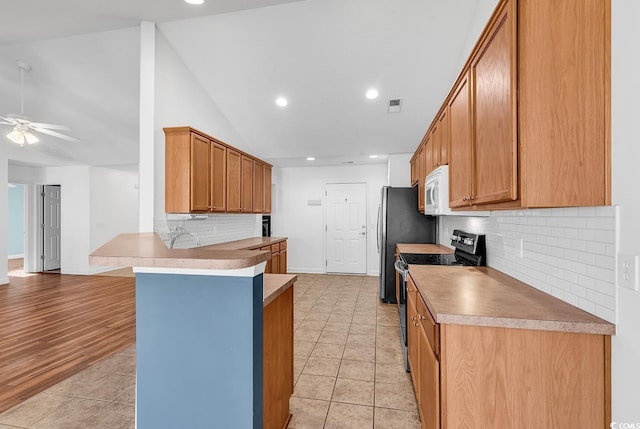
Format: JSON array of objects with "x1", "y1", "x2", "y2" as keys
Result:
[{"x1": 388, "y1": 99, "x2": 402, "y2": 113}]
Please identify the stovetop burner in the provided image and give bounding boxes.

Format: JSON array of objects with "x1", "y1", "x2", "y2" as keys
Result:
[
  {"x1": 399, "y1": 230, "x2": 486, "y2": 267},
  {"x1": 400, "y1": 253, "x2": 471, "y2": 266}
]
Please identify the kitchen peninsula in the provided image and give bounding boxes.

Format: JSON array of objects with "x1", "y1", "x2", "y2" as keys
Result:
[{"x1": 89, "y1": 233, "x2": 295, "y2": 429}]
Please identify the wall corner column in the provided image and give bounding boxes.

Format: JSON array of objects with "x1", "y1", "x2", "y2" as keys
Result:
[{"x1": 139, "y1": 21, "x2": 156, "y2": 233}]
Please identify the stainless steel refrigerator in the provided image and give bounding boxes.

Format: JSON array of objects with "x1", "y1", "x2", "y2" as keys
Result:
[{"x1": 377, "y1": 186, "x2": 436, "y2": 303}]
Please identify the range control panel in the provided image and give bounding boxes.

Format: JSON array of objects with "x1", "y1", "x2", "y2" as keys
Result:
[{"x1": 450, "y1": 229, "x2": 485, "y2": 256}]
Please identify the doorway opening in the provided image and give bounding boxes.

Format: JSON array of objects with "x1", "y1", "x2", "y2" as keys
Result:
[
  {"x1": 8, "y1": 183, "x2": 26, "y2": 275},
  {"x1": 325, "y1": 183, "x2": 367, "y2": 274}
]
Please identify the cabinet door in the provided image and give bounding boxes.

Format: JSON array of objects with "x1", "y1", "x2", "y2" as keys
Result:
[
  {"x1": 448, "y1": 71, "x2": 473, "y2": 208},
  {"x1": 438, "y1": 108, "x2": 449, "y2": 166},
  {"x1": 263, "y1": 164, "x2": 272, "y2": 214},
  {"x1": 407, "y1": 279, "x2": 420, "y2": 390},
  {"x1": 226, "y1": 149, "x2": 242, "y2": 212},
  {"x1": 261, "y1": 246, "x2": 272, "y2": 274},
  {"x1": 417, "y1": 144, "x2": 425, "y2": 212},
  {"x1": 210, "y1": 142, "x2": 227, "y2": 212},
  {"x1": 431, "y1": 124, "x2": 440, "y2": 170},
  {"x1": 241, "y1": 155, "x2": 254, "y2": 213},
  {"x1": 410, "y1": 153, "x2": 418, "y2": 187},
  {"x1": 253, "y1": 161, "x2": 264, "y2": 213},
  {"x1": 190, "y1": 133, "x2": 211, "y2": 212},
  {"x1": 279, "y1": 249, "x2": 287, "y2": 274},
  {"x1": 471, "y1": 0, "x2": 518, "y2": 205},
  {"x1": 424, "y1": 135, "x2": 433, "y2": 178},
  {"x1": 419, "y1": 326, "x2": 440, "y2": 429}
]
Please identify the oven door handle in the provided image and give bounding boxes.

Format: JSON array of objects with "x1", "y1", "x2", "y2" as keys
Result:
[{"x1": 394, "y1": 259, "x2": 408, "y2": 281}]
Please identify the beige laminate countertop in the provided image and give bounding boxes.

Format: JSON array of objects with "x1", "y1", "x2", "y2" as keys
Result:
[
  {"x1": 89, "y1": 233, "x2": 270, "y2": 270},
  {"x1": 202, "y1": 236, "x2": 287, "y2": 251},
  {"x1": 263, "y1": 274, "x2": 297, "y2": 307},
  {"x1": 396, "y1": 243, "x2": 453, "y2": 254},
  {"x1": 409, "y1": 265, "x2": 615, "y2": 335}
]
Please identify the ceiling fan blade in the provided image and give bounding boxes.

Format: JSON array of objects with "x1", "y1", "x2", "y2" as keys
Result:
[
  {"x1": 29, "y1": 122, "x2": 71, "y2": 131},
  {"x1": 32, "y1": 127, "x2": 80, "y2": 142},
  {"x1": 0, "y1": 121, "x2": 15, "y2": 125},
  {"x1": 0, "y1": 116, "x2": 18, "y2": 124}
]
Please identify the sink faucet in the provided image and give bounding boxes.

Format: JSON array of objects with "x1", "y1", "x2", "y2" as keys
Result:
[{"x1": 169, "y1": 227, "x2": 202, "y2": 249}]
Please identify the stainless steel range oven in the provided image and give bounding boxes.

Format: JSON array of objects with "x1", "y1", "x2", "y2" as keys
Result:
[{"x1": 394, "y1": 230, "x2": 486, "y2": 371}]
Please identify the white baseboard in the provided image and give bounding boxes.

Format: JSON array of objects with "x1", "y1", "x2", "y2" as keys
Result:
[
  {"x1": 8, "y1": 254, "x2": 24, "y2": 259},
  {"x1": 0, "y1": 277, "x2": 9, "y2": 285},
  {"x1": 287, "y1": 267, "x2": 325, "y2": 274}
]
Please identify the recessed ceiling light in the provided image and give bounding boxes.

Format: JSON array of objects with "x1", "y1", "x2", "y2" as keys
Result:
[
  {"x1": 306, "y1": 157, "x2": 315, "y2": 161},
  {"x1": 185, "y1": 0, "x2": 204, "y2": 4},
  {"x1": 365, "y1": 89, "x2": 379, "y2": 100},
  {"x1": 275, "y1": 97, "x2": 288, "y2": 107},
  {"x1": 369, "y1": 155, "x2": 378, "y2": 159}
]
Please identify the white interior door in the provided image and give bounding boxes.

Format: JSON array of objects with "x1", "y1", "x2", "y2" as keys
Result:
[
  {"x1": 326, "y1": 183, "x2": 367, "y2": 274},
  {"x1": 42, "y1": 185, "x2": 61, "y2": 271}
]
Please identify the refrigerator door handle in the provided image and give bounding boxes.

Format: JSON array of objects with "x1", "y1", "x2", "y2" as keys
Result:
[{"x1": 376, "y1": 204, "x2": 381, "y2": 253}]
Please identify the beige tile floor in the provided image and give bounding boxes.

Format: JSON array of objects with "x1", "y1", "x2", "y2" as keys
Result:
[
  {"x1": 0, "y1": 274, "x2": 419, "y2": 429},
  {"x1": 289, "y1": 274, "x2": 420, "y2": 429},
  {"x1": 0, "y1": 345, "x2": 136, "y2": 429}
]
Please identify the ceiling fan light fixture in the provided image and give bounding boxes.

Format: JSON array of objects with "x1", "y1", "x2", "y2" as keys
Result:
[{"x1": 7, "y1": 125, "x2": 38, "y2": 145}]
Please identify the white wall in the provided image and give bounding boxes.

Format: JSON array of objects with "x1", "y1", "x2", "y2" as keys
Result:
[
  {"x1": 387, "y1": 153, "x2": 412, "y2": 187},
  {"x1": 273, "y1": 164, "x2": 387, "y2": 275},
  {"x1": 89, "y1": 167, "x2": 139, "y2": 272},
  {"x1": 611, "y1": 0, "x2": 640, "y2": 420},
  {"x1": 7, "y1": 165, "x2": 139, "y2": 275},
  {"x1": 152, "y1": 29, "x2": 260, "y2": 240},
  {"x1": 0, "y1": 154, "x2": 8, "y2": 285},
  {"x1": 40, "y1": 166, "x2": 92, "y2": 274}
]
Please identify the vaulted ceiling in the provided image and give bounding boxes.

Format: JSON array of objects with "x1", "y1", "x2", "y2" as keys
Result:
[{"x1": 0, "y1": 0, "x2": 497, "y2": 168}]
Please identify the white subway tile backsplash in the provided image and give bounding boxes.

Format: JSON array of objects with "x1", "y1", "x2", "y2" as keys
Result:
[
  {"x1": 154, "y1": 214, "x2": 261, "y2": 249},
  {"x1": 440, "y1": 206, "x2": 617, "y2": 323}
]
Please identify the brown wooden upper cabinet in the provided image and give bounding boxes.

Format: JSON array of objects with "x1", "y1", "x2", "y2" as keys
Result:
[
  {"x1": 210, "y1": 142, "x2": 227, "y2": 212},
  {"x1": 253, "y1": 161, "x2": 264, "y2": 214},
  {"x1": 226, "y1": 148, "x2": 242, "y2": 213},
  {"x1": 164, "y1": 128, "x2": 210, "y2": 213},
  {"x1": 410, "y1": 152, "x2": 419, "y2": 187},
  {"x1": 469, "y1": 0, "x2": 518, "y2": 206},
  {"x1": 263, "y1": 164, "x2": 272, "y2": 214},
  {"x1": 164, "y1": 127, "x2": 273, "y2": 214},
  {"x1": 448, "y1": 71, "x2": 474, "y2": 209},
  {"x1": 437, "y1": 107, "x2": 449, "y2": 166},
  {"x1": 416, "y1": 142, "x2": 426, "y2": 212},
  {"x1": 412, "y1": 0, "x2": 610, "y2": 210},
  {"x1": 241, "y1": 155, "x2": 254, "y2": 213}
]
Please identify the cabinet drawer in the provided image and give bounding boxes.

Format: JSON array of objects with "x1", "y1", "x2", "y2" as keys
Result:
[
  {"x1": 279, "y1": 240, "x2": 287, "y2": 251},
  {"x1": 407, "y1": 275, "x2": 418, "y2": 305},
  {"x1": 417, "y1": 295, "x2": 439, "y2": 358}
]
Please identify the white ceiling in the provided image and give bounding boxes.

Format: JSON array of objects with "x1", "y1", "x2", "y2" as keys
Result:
[{"x1": 0, "y1": 0, "x2": 496, "y2": 168}]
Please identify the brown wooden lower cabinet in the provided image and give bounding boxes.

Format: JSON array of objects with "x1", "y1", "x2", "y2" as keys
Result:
[
  {"x1": 258, "y1": 240, "x2": 288, "y2": 275},
  {"x1": 407, "y1": 275, "x2": 610, "y2": 429},
  {"x1": 263, "y1": 284, "x2": 294, "y2": 429}
]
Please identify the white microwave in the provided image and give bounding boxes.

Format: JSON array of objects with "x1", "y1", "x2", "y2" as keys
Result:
[
  {"x1": 424, "y1": 165, "x2": 489, "y2": 216},
  {"x1": 424, "y1": 165, "x2": 449, "y2": 215}
]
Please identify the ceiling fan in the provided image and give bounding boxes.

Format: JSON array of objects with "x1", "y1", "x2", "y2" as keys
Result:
[{"x1": 1, "y1": 60, "x2": 79, "y2": 146}]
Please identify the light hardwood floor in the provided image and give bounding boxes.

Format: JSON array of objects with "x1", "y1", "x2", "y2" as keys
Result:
[{"x1": 0, "y1": 261, "x2": 135, "y2": 413}]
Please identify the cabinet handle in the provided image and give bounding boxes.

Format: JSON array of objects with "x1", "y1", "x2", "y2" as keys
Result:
[
  {"x1": 419, "y1": 315, "x2": 426, "y2": 321},
  {"x1": 462, "y1": 196, "x2": 468, "y2": 201}
]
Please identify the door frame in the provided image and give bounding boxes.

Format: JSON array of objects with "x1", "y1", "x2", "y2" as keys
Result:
[
  {"x1": 324, "y1": 182, "x2": 368, "y2": 274},
  {"x1": 25, "y1": 184, "x2": 62, "y2": 273}
]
